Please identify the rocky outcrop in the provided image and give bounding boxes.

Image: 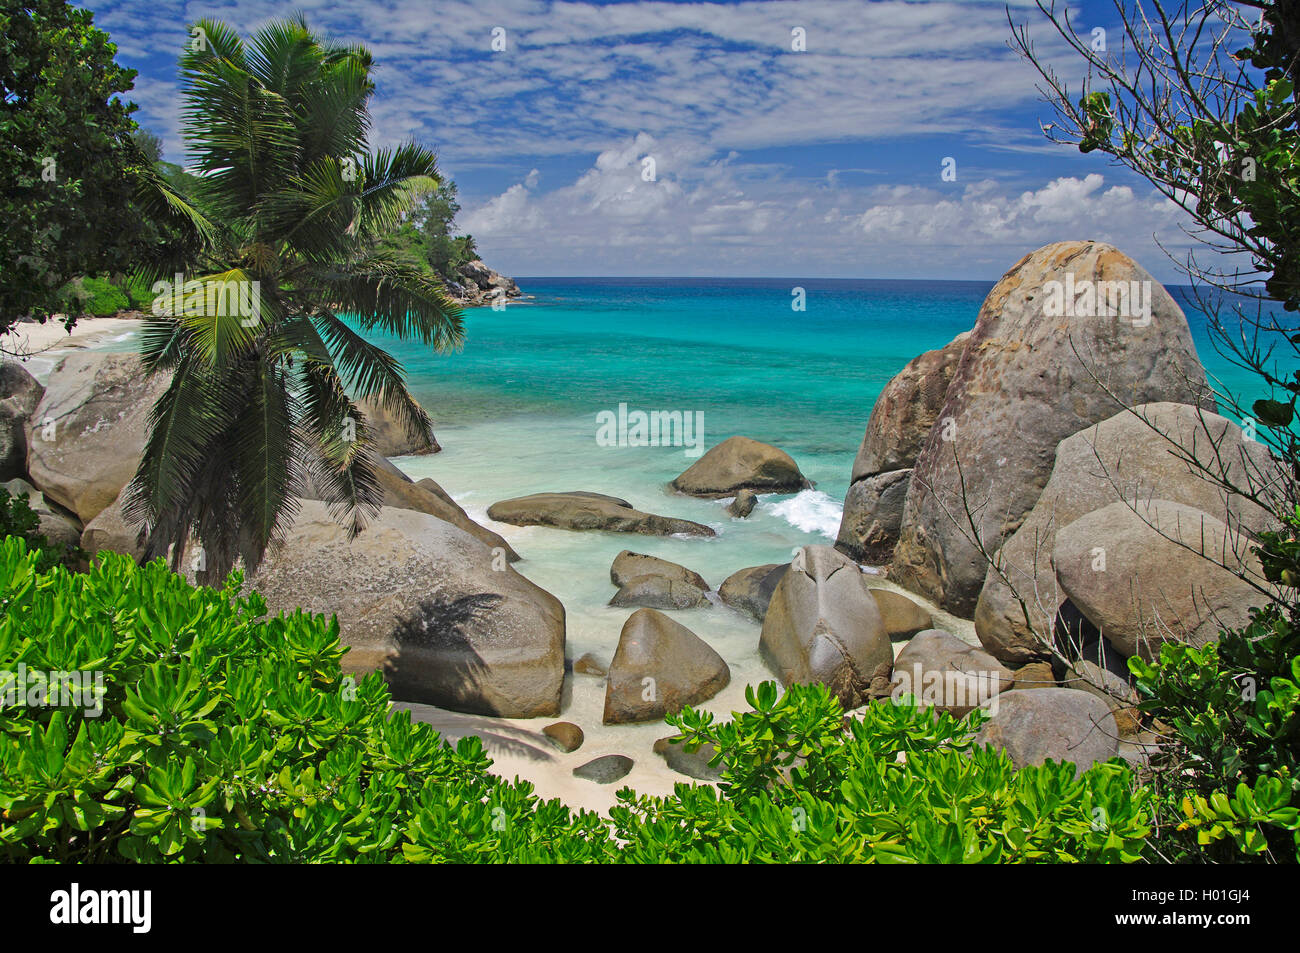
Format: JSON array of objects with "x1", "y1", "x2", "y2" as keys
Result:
[
  {"x1": 356, "y1": 394, "x2": 439, "y2": 456},
  {"x1": 870, "y1": 588, "x2": 932, "y2": 640},
  {"x1": 836, "y1": 468, "x2": 910, "y2": 563},
  {"x1": 239, "y1": 499, "x2": 566, "y2": 718},
  {"x1": 487, "y1": 491, "x2": 715, "y2": 537},
  {"x1": 610, "y1": 550, "x2": 710, "y2": 590},
  {"x1": 974, "y1": 402, "x2": 1280, "y2": 663},
  {"x1": 603, "y1": 608, "x2": 729, "y2": 724},
  {"x1": 25, "y1": 353, "x2": 171, "y2": 523},
  {"x1": 671, "y1": 436, "x2": 811, "y2": 498},
  {"x1": 608, "y1": 574, "x2": 709, "y2": 610},
  {"x1": 975, "y1": 687, "x2": 1120, "y2": 771},
  {"x1": 718, "y1": 563, "x2": 787, "y2": 622},
  {"x1": 446, "y1": 259, "x2": 522, "y2": 307},
  {"x1": 1053, "y1": 499, "x2": 1271, "y2": 661},
  {"x1": 890, "y1": 242, "x2": 1214, "y2": 617},
  {"x1": 0, "y1": 362, "x2": 43, "y2": 481},
  {"x1": 890, "y1": 629, "x2": 1014, "y2": 716},
  {"x1": 759, "y1": 545, "x2": 893, "y2": 707}
]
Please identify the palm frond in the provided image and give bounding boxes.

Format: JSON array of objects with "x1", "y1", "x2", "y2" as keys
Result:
[{"x1": 309, "y1": 249, "x2": 464, "y2": 348}]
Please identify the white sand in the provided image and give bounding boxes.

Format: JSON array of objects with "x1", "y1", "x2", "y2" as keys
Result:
[{"x1": 2, "y1": 316, "x2": 144, "y2": 381}]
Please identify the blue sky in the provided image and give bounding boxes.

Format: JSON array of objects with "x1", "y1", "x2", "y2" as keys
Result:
[{"x1": 86, "y1": 0, "x2": 1209, "y2": 281}]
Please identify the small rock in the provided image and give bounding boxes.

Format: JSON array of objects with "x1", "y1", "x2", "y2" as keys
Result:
[
  {"x1": 487, "y1": 491, "x2": 715, "y2": 537},
  {"x1": 975, "y1": 687, "x2": 1120, "y2": 772},
  {"x1": 760, "y1": 545, "x2": 892, "y2": 708},
  {"x1": 653, "y1": 736, "x2": 723, "y2": 782},
  {"x1": 603, "y1": 609, "x2": 729, "y2": 724},
  {"x1": 727, "y1": 489, "x2": 757, "y2": 518},
  {"x1": 542, "y1": 722, "x2": 584, "y2": 753},
  {"x1": 891, "y1": 629, "x2": 1014, "y2": 716},
  {"x1": 573, "y1": 653, "x2": 607, "y2": 676},
  {"x1": 671, "y1": 435, "x2": 812, "y2": 498},
  {"x1": 573, "y1": 754, "x2": 633, "y2": 784}
]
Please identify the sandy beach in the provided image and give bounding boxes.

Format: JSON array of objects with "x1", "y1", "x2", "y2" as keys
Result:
[{"x1": 2, "y1": 316, "x2": 144, "y2": 359}]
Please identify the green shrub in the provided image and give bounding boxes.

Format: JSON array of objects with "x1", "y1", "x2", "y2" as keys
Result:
[
  {"x1": 612, "y1": 681, "x2": 1153, "y2": 863},
  {"x1": 1131, "y1": 608, "x2": 1300, "y2": 863},
  {"x1": 63, "y1": 276, "x2": 129, "y2": 316},
  {"x1": 0, "y1": 539, "x2": 1158, "y2": 863},
  {"x1": 0, "y1": 540, "x2": 613, "y2": 862}
]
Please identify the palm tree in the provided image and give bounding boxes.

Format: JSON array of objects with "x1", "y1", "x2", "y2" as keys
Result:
[{"x1": 124, "y1": 16, "x2": 463, "y2": 581}]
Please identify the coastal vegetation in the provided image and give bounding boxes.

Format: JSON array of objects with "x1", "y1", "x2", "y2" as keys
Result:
[{"x1": 1, "y1": 0, "x2": 1297, "y2": 866}]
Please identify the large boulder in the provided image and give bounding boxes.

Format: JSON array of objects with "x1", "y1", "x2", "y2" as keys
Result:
[
  {"x1": 356, "y1": 394, "x2": 440, "y2": 457},
  {"x1": 241, "y1": 499, "x2": 566, "y2": 718},
  {"x1": 671, "y1": 436, "x2": 811, "y2": 497},
  {"x1": 25, "y1": 353, "x2": 171, "y2": 523},
  {"x1": 610, "y1": 550, "x2": 710, "y2": 590},
  {"x1": 0, "y1": 362, "x2": 44, "y2": 480},
  {"x1": 1053, "y1": 499, "x2": 1271, "y2": 661},
  {"x1": 890, "y1": 628, "x2": 1014, "y2": 716},
  {"x1": 759, "y1": 545, "x2": 893, "y2": 707},
  {"x1": 603, "y1": 608, "x2": 730, "y2": 724},
  {"x1": 975, "y1": 687, "x2": 1120, "y2": 771},
  {"x1": 487, "y1": 491, "x2": 715, "y2": 537},
  {"x1": 975, "y1": 402, "x2": 1280, "y2": 663},
  {"x1": 835, "y1": 468, "x2": 910, "y2": 563},
  {"x1": 890, "y1": 242, "x2": 1214, "y2": 616},
  {"x1": 718, "y1": 563, "x2": 787, "y2": 622},
  {"x1": 852, "y1": 331, "x2": 970, "y2": 482}
]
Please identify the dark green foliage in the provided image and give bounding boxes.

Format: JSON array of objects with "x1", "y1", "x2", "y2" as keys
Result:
[
  {"x1": 0, "y1": 1, "x2": 195, "y2": 329},
  {"x1": 374, "y1": 180, "x2": 479, "y2": 284}
]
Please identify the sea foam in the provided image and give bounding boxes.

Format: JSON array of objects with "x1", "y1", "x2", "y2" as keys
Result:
[{"x1": 765, "y1": 489, "x2": 843, "y2": 539}]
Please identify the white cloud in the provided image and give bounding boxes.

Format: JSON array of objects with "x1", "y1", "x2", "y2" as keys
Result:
[{"x1": 460, "y1": 138, "x2": 1197, "y2": 280}]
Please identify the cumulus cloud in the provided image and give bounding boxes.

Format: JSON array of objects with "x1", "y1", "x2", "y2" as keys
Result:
[{"x1": 456, "y1": 134, "x2": 1196, "y2": 279}]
